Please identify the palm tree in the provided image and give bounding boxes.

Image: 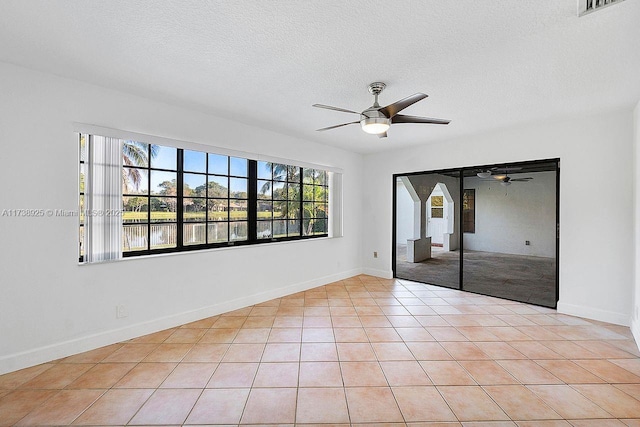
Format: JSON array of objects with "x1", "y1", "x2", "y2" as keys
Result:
[
  {"x1": 122, "y1": 141, "x2": 158, "y2": 192},
  {"x1": 258, "y1": 162, "x2": 287, "y2": 194}
]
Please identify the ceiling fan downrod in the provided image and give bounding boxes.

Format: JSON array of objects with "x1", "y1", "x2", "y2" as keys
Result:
[{"x1": 368, "y1": 82, "x2": 386, "y2": 108}]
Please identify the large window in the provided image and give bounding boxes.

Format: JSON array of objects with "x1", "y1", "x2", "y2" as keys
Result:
[
  {"x1": 256, "y1": 162, "x2": 329, "y2": 240},
  {"x1": 206, "y1": 154, "x2": 249, "y2": 244},
  {"x1": 302, "y1": 168, "x2": 328, "y2": 236},
  {"x1": 122, "y1": 142, "x2": 178, "y2": 252},
  {"x1": 79, "y1": 135, "x2": 330, "y2": 261}
]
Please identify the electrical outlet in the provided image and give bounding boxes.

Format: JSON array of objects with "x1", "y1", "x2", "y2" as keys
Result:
[
  {"x1": 116, "y1": 305, "x2": 128, "y2": 319},
  {"x1": 373, "y1": 251, "x2": 378, "y2": 258},
  {"x1": 525, "y1": 240, "x2": 530, "y2": 246}
]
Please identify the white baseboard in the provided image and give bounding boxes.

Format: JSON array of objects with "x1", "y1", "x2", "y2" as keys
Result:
[
  {"x1": 557, "y1": 301, "x2": 631, "y2": 327},
  {"x1": 632, "y1": 318, "x2": 640, "y2": 352},
  {"x1": 362, "y1": 268, "x2": 393, "y2": 279},
  {"x1": 0, "y1": 268, "x2": 362, "y2": 375}
]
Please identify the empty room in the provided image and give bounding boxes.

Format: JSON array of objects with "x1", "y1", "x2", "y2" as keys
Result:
[{"x1": 1, "y1": 1, "x2": 640, "y2": 426}]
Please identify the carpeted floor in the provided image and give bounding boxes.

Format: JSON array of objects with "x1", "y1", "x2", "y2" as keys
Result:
[{"x1": 395, "y1": 245, "x2": 557, "y2": 307}]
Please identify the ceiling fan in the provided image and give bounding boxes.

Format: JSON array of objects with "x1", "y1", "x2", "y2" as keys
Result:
[
  {"x1": 495, "y1": 175, "x2": 533, "y2": 186},
  {"x1": 476, "y1": 167, "x2": 533, "y2": 186},
  {"x1": 313, "y1": 82, "x2": 450, "y2": 138}
]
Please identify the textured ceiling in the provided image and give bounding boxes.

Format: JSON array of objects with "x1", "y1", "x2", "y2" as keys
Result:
[{"x1": 1, "y1": 0, "x2": 639, "y2": 153}]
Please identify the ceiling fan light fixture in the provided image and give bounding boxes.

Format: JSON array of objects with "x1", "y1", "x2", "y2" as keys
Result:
[
  {"x1": 477, "y1": 171, "x2": 492, "y2": 179},
  {"x1": 360, "y1": 117, "x2": 390, "y2": 134},
  {"x1": 313, "y1": 82, "x2": 449, "y2": 135}
]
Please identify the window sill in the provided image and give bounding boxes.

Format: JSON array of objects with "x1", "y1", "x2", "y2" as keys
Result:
[{"x1": 78, "y1": 235, "x2": 338, "y2": 266}]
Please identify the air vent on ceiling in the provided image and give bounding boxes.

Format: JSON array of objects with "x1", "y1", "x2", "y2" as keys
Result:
[{"x1": 578, "y1": 0, "x2": 625, "y2": 16}]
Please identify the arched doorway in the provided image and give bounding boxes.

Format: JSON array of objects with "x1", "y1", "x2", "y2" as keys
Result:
[
  {"x1": 426, "y1": 183, "x2": 456, "y2": 251},
  {"x1": 394, "y1": 172, "x2": 461, "y2": 290}
]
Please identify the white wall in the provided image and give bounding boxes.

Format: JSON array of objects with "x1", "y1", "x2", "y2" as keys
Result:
[
  {"x1": 395, "y1": 181, "x2": 414, "y2": 243},
  {"x1": 633, "y1": 100, "x2": 640, "y2": 345},
  {"x1": 464, "y1": 171, "x2": 556, "y2": 257},
  {"x1": 363, "y1": 110, "x2": 635, "y2": 326},
  {"x1": 0, "y1": 62, "x2": 363, "y2": 374},
  {"x1": 407, "y1": 174, "x2": 460, "y2": 251}
]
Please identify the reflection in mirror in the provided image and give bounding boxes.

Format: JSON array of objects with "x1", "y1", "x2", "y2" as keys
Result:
[
  {"x1": 462, "y1": 163, "x2": 557, "y2": 307},
  {"x1": 395, "y1": 172, "x2": 461, "y2": 289}
]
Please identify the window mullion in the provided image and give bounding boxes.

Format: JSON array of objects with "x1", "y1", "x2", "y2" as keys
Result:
[
  {"x1": 176, "y1": 149, "x2": 184, "y2": 248},
  {"x1": 146, "y1": 145, "x2": 151, "y2": 252},
  {"x1": 299, "y1": 168, "x2": 304, "y2": 237},
  {"x1": 205, "y1": 154, "x2": 208, "y2": 245},
  {"x1": 248, "y1": 160, "x2": 257, "y2": 242}
]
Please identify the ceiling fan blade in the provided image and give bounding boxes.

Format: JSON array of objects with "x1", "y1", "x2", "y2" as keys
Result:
[
  {"x1": 379, "y1": 93, "x2": 428, "y2": 118},
  {"x1": 392, "y1": 114, "x2": 450, "y2": 125},
  {"x1": 316, "y1": 121, "x2": 359, "y2": 132},
  {"x1": 312, "y1": 104, "x2": 360, "y2": 115},
  {"x1": 377, "y1": 132, "x2": 388, "y2": 139},
  {"x1": 493, "y1": 167, "x2": 523, "y2": 172},
  {"x1": 511, "y1": 178, "x2": 533, "y2": 182}
]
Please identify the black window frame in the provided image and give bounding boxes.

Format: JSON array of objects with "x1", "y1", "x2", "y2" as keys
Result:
[
  {"x1": 254, "y1": 162, "x2": 330, "y2": 244},
  {"x1": 122, "y1": 142, "x2": 179, "y2": 255},
  {"x1": 302, "y1": 168, "x2": 329, "y2": 237},
  {"x1": 79, "y1": 135, "x2": 330, "y2": 262}
]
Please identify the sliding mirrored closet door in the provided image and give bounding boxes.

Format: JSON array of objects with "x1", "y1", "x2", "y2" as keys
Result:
[
  {"x1": 393, "y1": 160, "x2": 559, "y2": 308},
  {"x1": 462, "y1": 161, "x2": 558, "y2": 307},
  {"x1": 394, "y1": 171, "x2": 461, "y2": 290}
]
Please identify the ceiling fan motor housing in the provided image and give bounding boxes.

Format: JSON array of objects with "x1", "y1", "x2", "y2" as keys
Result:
[{"x1": 360, "y1": 107, "x2": 390, "y2": 134}]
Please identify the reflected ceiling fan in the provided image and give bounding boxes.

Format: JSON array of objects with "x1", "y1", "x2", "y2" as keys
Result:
[
  {"x1": 495, "y1": 175, "x2": 533, "y2": 186},
  {"x1": 313, "y1": 82, "x2": 450, "y2": 138},
  {"x1": 476, "y1": 167, "x2": 533, "y2": 186}
]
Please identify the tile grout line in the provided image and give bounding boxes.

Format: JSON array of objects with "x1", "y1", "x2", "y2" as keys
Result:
[{"x1": 2, "y1": 274, "x2": 640, "y2": 425}]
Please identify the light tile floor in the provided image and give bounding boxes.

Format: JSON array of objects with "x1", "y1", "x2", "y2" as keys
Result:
[{"x1": 1, "y1": 275, "x2": 640, "y2": 426}]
